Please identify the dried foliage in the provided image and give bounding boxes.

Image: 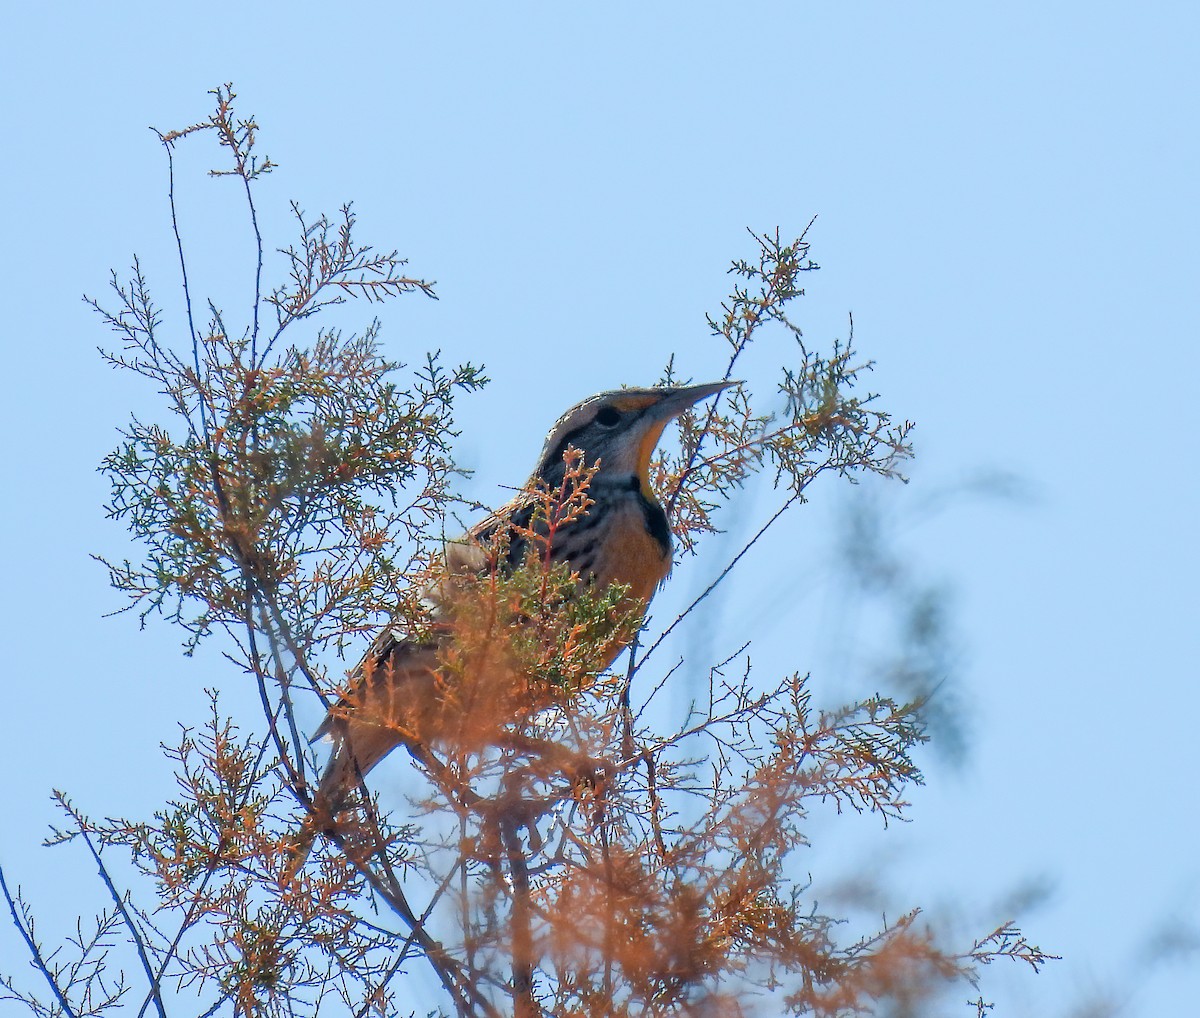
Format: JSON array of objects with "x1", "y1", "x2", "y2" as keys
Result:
[{"x1": 1, "y1": 87, "x2": 1053, "y2": 1018}]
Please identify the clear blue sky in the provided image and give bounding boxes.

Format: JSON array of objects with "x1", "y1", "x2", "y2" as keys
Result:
[{"x1": 2, "y1": 4, "x2": 1197, "y2": 1015}]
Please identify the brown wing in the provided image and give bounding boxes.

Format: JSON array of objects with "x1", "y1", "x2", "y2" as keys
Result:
[
  {"x1": 313, "y1": 638, "x2": 443, "y2": 803},
  {"x1": 310, "y1": 490, "x2": 541, "y2": 799}
]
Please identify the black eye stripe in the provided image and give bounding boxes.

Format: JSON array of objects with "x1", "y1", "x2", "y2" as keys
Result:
[{"x1": 595, "y1": 406, "x2": 621, "y2": 427}]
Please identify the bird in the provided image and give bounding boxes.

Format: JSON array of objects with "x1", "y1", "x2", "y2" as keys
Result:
[{"x1": 286, "y1": 381, "x2": 731, "y2": 876}]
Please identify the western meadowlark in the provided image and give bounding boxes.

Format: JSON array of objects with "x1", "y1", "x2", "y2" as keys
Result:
[{"x1": 289, "y1": 381, "x2": 730, "y2": 873}]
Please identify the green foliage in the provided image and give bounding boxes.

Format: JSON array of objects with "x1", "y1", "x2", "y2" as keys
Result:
[
  {"x1": 0, "y1": 87, "x2": 1054, "y2": 1018},
  {"x1": 657, "y1": 228, "x2": 912, "y2": 556},
  {"x1": 93, "y1": 87, "x2": 484, "y2": 659}
]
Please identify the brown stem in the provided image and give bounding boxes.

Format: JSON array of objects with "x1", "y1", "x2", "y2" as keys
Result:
[{"x1": 499, "y1": 795, "x2": 537, "y2": 1018}]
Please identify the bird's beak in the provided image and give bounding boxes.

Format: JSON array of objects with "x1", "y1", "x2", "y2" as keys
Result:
[
  {"x1": 631, "y1": 381, "x2": 739, "y2": 494},
  {"x1": 647, "y1": 380, "x2": 738, "y2": 423}
]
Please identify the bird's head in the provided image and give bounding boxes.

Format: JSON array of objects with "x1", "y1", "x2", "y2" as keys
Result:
[{"x1": 533, "y1": 381, "x2": 734, "y2": 501}]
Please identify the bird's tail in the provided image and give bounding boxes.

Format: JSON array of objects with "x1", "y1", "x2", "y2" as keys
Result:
[{"x1": 278, "y1": 743, "x2": 359, "y2": 886}]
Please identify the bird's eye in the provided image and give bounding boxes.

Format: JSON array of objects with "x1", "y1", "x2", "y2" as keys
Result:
[{"x1": 595, "y1": 406, "x2": 621, "y2": 428}]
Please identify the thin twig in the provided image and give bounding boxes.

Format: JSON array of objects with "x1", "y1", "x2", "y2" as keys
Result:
[
  {"x1": 0, "y1": 863, "x2": 78, "y2": 1017},
  {"x1": 638, "y1": 494, "x2": 800, "y2": 674},
  {"x1": 154, "y1": 129, "x2": 210, "y2": 445},
  {"x1": 65, "y1": 813, "x2": 168, "y2": 1018}
]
